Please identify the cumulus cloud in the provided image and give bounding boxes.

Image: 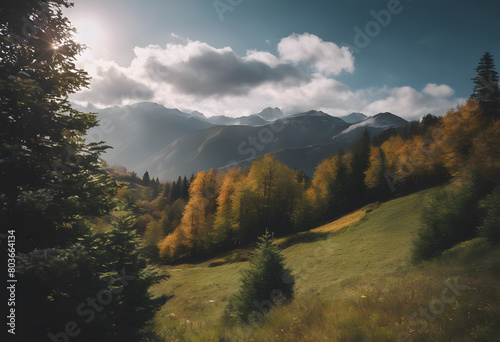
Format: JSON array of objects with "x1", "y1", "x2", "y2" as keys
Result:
[
  {"x1": 422, "y1": 83, "x2": 455, "y2": 97},
  {"x1": 71, "y1": 33, "x2": 463, "y2": 119},
  {"x1": 72, "y1": 63, "x2": 154, "y2": 106},
  {"x1": 144, "y1": 46, "x2": 308, "y2": 96},
  {"x1": 363, "y1": 86, "x2": 464, "y2": 120},
  {"x1": 278, "y1": 33, "x2": 355, "y2": 76}
]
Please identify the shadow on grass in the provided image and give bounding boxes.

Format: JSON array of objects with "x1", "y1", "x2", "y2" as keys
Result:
[
  {"x1": 276, "y1": 231, "x2": 333, "y2": 250},
  {"x1": 208, "y1": 248, "x2": 254, "y2": 267}
]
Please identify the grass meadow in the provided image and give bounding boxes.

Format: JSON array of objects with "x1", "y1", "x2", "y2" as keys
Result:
[{"x1": 149, "y1": 187, "x2": 500, "y2": 341}]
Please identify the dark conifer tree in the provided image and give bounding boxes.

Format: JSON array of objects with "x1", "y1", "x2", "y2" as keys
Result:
[
  {"x1": 181, "y1": 175, "x2": 190, "y2": 199},
  {"x1": 163, "y1": 182, "x2": 171, "y2": 198},
  {"x1": 327, "y1": 153, "x2": 351, "y2": 218},
  {"x1": 0, "y1": 0, "x2": 117, "y2": 252},
  {"x1": 471, "y1": 52, "x2": 500, "y2": 118},
  {"x1": 225, "y1": 231, "x2": 294, "y2": 324},
  {"x1": 142, "y1": 171, "x2": 151, "y2": 187},
  {"x1": 349, "y1": 130, "x2": 371, "y2": 207},
  {"x1": 171, "y1": 176, "x2": 182, "y2": 200},
  {"x1": 1, "y1": 1, "x2": 167, "y2": 339}
]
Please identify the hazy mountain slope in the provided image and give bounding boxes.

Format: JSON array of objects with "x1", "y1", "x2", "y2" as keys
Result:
[
  {"x1": 331, "y1": 112, "x2": 410, "y2": 146},
  {"x1": 139, "y1": 110, "x2": 350, "y2": 179},
  {"x1": 203, "y1": 107, "x2": 284, "y2": 126},
  {"x1": 201, "y1": 112, "x2": 410, "y2": 177},
  {"x1": 87, "y1": 102, "x2": 214, "y2": 171}
]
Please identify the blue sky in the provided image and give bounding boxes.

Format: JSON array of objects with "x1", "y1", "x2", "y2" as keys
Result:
[{"x1": 66, "y1": 0, "x2": 500, "y2": 119}]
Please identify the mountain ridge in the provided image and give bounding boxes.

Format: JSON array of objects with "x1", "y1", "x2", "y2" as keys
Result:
[{"x1": 84, "y1": 102, "x2": 409, "y2": 180}]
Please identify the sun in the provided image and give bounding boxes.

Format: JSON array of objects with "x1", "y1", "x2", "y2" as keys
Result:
[{"x1": 71, "y1": 17, "x2": 107, "y2": 50}]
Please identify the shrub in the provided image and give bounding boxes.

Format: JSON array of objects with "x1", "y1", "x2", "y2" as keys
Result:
[
  {"x1": 225, "y1": 230, "x2": 295, "y2": 325},
  {"x1": 413, "y1": 181, "x2": 480, "y2": 262},
  {"x1": 479, "y1": 187, "x2": 500, "y2": 245}
]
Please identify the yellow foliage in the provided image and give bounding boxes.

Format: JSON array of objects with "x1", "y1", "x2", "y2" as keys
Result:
[
  {"x1": 311, "y1": 154, "x2": 343, "y2": 201},
  {"x1": 380, "y1": 135, "x2": 405, "y2": 176},
  {"x1": 364, "y1": 146, "x2": 385, "y2": 190},
  {"x1": 144, "y1": 220, "x2": 164, "y2": 246},
  {"x1": 440, "y1": 100, "x2": 485, "y2": 175}
]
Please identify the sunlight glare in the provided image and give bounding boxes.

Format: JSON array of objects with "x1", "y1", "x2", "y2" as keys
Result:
[{"x1": 72, "y1": 17, "x2": 108, "y2": 51}]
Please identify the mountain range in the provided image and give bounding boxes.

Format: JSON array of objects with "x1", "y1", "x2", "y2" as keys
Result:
[{"x1": 84, "y1": 102, "x2": 410, "y2": 180}]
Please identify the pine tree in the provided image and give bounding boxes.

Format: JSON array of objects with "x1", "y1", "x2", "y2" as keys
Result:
[
  {"x1": 1, "y1": 1, "x2": 167, "y2": 339},
  {"x1": 349, "y1": 130, "x2": 371, "y2": 207},
  {"x1": 171, "y1": 176, "x2": 182, "y2": 200},
  {"x1": 181, "y1": 175, "x2": 190, "y2": 199},
  {"x1": 471, "y1": 52, "x2": 500, "y2": 118},
  {"x1": 0, "y1": 0, "x2": 117, "y2": 252},
  {"x1": 150, "y1": 177, "x2": 160, "y2": 198},
  {"x1": 327, "y1": 153, "x2": 351, "y2": 218},
  {"x1": 163, "y1": 182, "x2": 171, "y2": 198},
  {"x1": 142, "y1": 171, "x2": 151, "y2": 186},
  {"x1": 18, "y1": 214, "x2": 169, "y2": 341},
  {"x1": 225, "y1": 230, "x2": 294, "y2": 324}
]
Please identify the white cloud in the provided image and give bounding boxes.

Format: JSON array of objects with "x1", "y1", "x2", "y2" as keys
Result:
[
  {"x1": 71, "y1": 60, "x2": 154, "y2": 107},
  {"x1": 243, "y1": 50, "x2": 280, "y2": 67},
  {"x1": 422, "y1": 83, "x2": 455, "y2": 97},
  {"x1": 278, "y1": 33, "x2": 355, "y2": 76},
  {"x1": 71, "y1": 33, "x2": 463, "y2": 119},
  {"x1": 363, "y1": 86, "x2": 464, "y2": 120}
]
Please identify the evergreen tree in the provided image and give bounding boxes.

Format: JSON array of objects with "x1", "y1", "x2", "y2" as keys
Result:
[
  {"x1": 171, "y1": 176, "x2": 182, "y2": 200},
  {"x1": 421, "y1": 113, "x2": 441, "y2": 131},
  {"x1": 0, "y1": 0, "x2": 117, "y2": 252},
  {"x1": 130, "y1": 171, "x2": 141, "y2": 184},
  {"x1": 225, "y1": 230, "x2": 294, "y2": 324},
  {"x1": 150, "y1": 177, "x2": 160, "y2": 198},
  {"x1": 327, "y1": 153, "x2": 351, "y2": 218},
  {"x1": 162, "y1": 182, "x2": 171, "y2": 198},
  {"x1": 17, "y1": 214, "x2": 169, "y2": 341},
  {"x1": 142, "y1": 171, "x2": 151, "y2": 187},
  {"x1": 0, "y1": 1, "x2": 167, "y2": 339},
  {"x1": 471, "y1": 52, "x2": 500, "y2": 118},
  {"x1": 349, "y1": 130, "x2": 371, "y2": 207},
  {"x1": 181, "y1": 175, "x2": 190, "y2": 199}
]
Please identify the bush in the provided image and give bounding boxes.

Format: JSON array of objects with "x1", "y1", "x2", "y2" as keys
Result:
[
  {"x1": 479, "y1": 187, "x2": 500, "y2": 245},
  {"x1": 225, "y1": 230, "x2": 295, "y2": 325},
  {"x1": 413, "y1": 182, "x2": 481, "y2": 262}
]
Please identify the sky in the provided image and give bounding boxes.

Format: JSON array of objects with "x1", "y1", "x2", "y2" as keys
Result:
[{"x1": 65, "y1": 0, "x2": 500, "y2": 120}]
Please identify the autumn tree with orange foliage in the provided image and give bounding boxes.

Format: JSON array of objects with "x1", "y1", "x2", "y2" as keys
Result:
[
  {"x1": 231, "y1": 155, "x2": 301, "y2": 239},
  {"x1": 213, "y1": 168, "x2": 244, "y2": 249},
  {"x1": 439, "y1": 100, "x2": 486, "y2": 177},
  {"x1": 157, "y1": 169, "x2": 219, "y2": 260}
]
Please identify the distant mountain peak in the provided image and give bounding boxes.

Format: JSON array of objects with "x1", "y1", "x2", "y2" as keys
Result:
[
  {"x1": 290, "y1": 110, "x2": 330, "y2": 118},
  {"x1": 341, "y1": 112, "x2": 367, "y2": 124},
  {"x1": 256, "y1": 107, "x2": 284, "y2": 121},
  {"x1": 190, "y1": 110, "x2": 206, "y2": 119},
  {"x1": 371, "y1": 112, "x2": 409, "y2": 125}
]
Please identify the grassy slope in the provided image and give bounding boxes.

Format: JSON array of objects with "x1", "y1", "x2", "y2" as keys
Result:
[{"x1": 150, "y1": 187, "x2": 500, "y2": 341}]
